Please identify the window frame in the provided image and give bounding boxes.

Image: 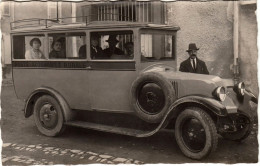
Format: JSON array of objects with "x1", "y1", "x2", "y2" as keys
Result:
[
  {"x1": 88, "y1": 28, "x2": 136, "y2": 62},
  {"x1": 46, "y1": 30, "x2": 87, "y2": 61},
  {"x1": 11, "y1": 30, "x2": 88, "y2": 61},
  {"x1": 11, "y1": 32, "x2": 48, "y2": 61},
  {"x1": 139, "y1": 28, "x2": 177, "y2": 62}
]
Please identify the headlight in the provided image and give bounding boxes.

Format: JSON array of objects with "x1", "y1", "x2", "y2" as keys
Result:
[
  {"x1": 233, "y1": 82, "x2": 245, "y2": 96},
  {"x1": 238, "y1": 82, "x2": 245, "y2": 96},
  {"x1": 215, "y1": 86, "x2": 226, "y2": 101}
]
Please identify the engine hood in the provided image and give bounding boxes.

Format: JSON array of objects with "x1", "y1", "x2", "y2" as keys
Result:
[{"x1": 143, "y1": 65, "x2": 225, "y2": 98}]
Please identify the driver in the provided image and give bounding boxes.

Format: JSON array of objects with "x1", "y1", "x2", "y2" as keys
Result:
[{"x1": 103, "y1": 35, "x2": 124, "y2": 58}]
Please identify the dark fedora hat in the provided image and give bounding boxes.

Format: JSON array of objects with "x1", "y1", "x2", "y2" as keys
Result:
[
  {"x1": 186, "y1": 43, "x2": 199, "y2": 52},
  {"x1": 106, "y1": 35, "x2": 119, "y2": 43}
]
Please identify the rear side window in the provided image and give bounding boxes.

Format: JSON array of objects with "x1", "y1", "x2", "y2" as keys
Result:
[
  {"x1": 48, "y1": 32, "x2": 86, "y2": 59},
  {"x1": 13, "y1": 34, "x2": 46, "y2": 59}
]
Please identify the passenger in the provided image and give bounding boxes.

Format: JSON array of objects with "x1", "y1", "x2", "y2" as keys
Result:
[
  {"x1": 49, "y1": 40, "x2": 66, "y2": 59},
  {"x1": 90, "y1": 35, "x2": 104, "y2": 59},
  {"x1": 103, "y1": 35, "x2": 124, "y2": 58},
  {"x1": 78, "y1": 44, "x2": 86, "y2": 59},
  {"x1": 25, "y1": 38, "x2": 45, "y2": 59},
  {"x1": 124, "y1": 42, "x2": 134, "y2": 58},
  {"x1": 78, "y1": 35, "x2": 104, "y2": 59}
]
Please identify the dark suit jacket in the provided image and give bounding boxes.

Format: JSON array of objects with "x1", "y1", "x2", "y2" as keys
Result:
[
  {"x1": 179, "y1": 58, "x2": 209, "y2": 74},
  {"x1": 91, "y1": 46, "x2": 105, "y2": 59},
  {"x1": 78, "y1": 45, "x2": 105, "y2": 59},
  {"x1": 103, "y1": 47, "x2": 124, "y2": 58},
  {"x1": 49, "y1": 50, "x2": 66, "y2": 59}
]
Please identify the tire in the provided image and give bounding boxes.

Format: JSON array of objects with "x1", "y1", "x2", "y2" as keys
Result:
[
  {"x1": 131, "y1": 72, "x2": 176, "y2": 123},
  {"x1": 33, "y1": 95, "x2": 65, "y2": 137},
  {"x1": 175, "y1": 107, "x2": 218, "y2": 160},
  {"x1": 220, "y1": 113, "x2": 252, "y2": 142}
]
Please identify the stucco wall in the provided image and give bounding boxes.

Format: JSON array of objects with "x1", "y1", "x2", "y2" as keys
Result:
[
  {"x1": 167, "y1": 1, "x2": 258, "y2": 94},
  {"x1": 239, "y1": 4, "x2": 258, "y2": 94},
  {"x1": 14, "y1": 2, "x2": 48, "y2": 20},
  {"x1": 167, "y1": 1, "x2": 233, "y2": 78}
]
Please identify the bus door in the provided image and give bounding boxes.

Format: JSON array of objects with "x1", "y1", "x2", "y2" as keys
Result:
[{"x1": 87, "y1": 30, "x2": 137, "y2": 113}]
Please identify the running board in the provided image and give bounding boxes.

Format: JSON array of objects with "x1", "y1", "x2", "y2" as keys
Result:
[{"x1": 65, "y1": 121, "x2": 151, "y2": 137}]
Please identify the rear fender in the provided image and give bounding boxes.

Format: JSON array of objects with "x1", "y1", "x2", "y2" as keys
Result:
[{"x1": 24, "y1": 87, "x2": 75, "y2": 122}]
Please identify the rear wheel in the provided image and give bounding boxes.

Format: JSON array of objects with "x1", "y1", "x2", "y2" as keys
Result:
[
  {"x1": 34, "y1": 95, "x2": 65, "y2": 136},
  {"x1": 175, "y1": 107, "x2": 218, "y2": 160}
]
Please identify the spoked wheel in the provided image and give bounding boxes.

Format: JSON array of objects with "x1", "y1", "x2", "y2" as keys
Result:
[
  {"x1": 34, "y1": 95, "x2": 65, "y2": 136},
  {"x1": 175, "y1": 107, "x2": 218, "y2": 160},
  {"x1": 220, "y1": 113, "x2": 252, "y2": 142}
]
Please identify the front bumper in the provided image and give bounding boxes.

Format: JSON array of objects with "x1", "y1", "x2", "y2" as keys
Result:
[{"x1": 217, "y1": 89, "x2": 257, "y2": 133}]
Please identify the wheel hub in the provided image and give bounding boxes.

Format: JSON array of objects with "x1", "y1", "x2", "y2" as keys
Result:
[
  {"x1": 181, "y1": 118, "x2": 206, "y2": 152},
  {"x1": 138, "y1": 83, "x2": 165, "y2": 114},
  {"x1": 43, "y1": 113, "x2": 50, "y2": 121},
  {"x1": 39, "y1": 103, "x2": 58, "y2": 129}
]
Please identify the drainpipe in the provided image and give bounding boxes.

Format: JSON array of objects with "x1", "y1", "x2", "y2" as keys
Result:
[{"x1": 233, "y1": 1, "x2": 239, "y2": 84}]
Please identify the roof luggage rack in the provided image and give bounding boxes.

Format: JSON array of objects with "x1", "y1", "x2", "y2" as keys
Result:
[{"x1": 10, "y1": 14, "x2": 153, "y2": 30}]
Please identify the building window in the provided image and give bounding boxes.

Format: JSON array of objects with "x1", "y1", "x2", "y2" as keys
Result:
[
  {"x1": 47, "y1": 2, "x2": 61, "y2": 19},
  {"x1": 2, "y1": 2, "x2": 10, "y2": 16},
  {"x1": 79, "y1": 1, "x2": 166, "y2": 24}
]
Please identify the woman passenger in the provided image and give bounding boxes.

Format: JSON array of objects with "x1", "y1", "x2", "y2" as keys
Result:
[
  {"x1": 25, "y1": 38, "x2": 45, "y2": 59},
  {"x1": 49, "y1": 40, "x2": 66, "y2": 59}
]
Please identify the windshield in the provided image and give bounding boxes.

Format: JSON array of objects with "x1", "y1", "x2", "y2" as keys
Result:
[{"x1": 140, "y1": 30, "x2": 175, "y2": 61}]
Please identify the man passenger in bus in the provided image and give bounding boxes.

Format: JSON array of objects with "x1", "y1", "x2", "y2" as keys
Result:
[
  {"x1": 25, "y1": 38, "x2": 45, "y2": 59},
  {"x1": 124, "y1": 42, "x2": 134, "y2": 58},
  {"x1": 103, "y1": 35, "x2": 124, "y2": 58},
  {"x1": 78, "y1": 44, "x2": 86, "y2": 59},
  {"x1": 49, "y1": 40, "x2": 66, "y2": 59},
  {"x1": 90, "y1": 35, "x2": 104, "y2": 59}
]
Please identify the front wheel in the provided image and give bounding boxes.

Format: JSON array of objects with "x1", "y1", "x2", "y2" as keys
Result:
[
  {"x1": 175, "y1": 107, "x2": 218, "y2": 160},
  {"x1": 34, "y1": 95, "x2": 65, "y2": 136}
]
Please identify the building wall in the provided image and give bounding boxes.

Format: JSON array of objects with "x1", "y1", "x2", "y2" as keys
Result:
[
  {"x1": 167, "y1": 1, "x2": 258, "y2": 94},
  {"x1": 239, "y1": 4, "x2": 258, "y2": 94},
  {"x1": 13, "y1": 2, "x2": 48, "y2": 21}
]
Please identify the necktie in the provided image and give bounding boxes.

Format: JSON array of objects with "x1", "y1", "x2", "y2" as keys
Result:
[
  {"x1": 92, "y1": 46, "x2": 97, "y2": 53},
  {"x1": 192, "y1": 59, "x2": 196, "y2": 70}
]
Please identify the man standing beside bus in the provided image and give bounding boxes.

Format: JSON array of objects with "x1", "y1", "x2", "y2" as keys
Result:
[{"x1": 179, "y1": 43, "x2": 209, "y2": 75}]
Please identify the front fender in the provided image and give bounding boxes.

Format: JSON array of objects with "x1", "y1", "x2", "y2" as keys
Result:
[
  {"x1": 168, "y1": 95, "x2": 237, "y2": 117},
  {"x1": 136, "y1": 95, "x2": 234, "y2": 137},
  {"x1": 24, "y1": 87, "x2": 75, "y2": 122}
]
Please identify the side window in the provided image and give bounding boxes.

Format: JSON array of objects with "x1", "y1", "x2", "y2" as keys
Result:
[
  {"x1": 141, "y1": 33, "x2": 175, "y2": 61},
  {"x1": 13, "y1": 34, "x2": 46, "y2": 60},
  {"x1": 90, "y1": 31, "x2": 133, "y2": 60},
  {"x1": 48, "y1": 33, "x2": 66, "y2": 59},
  {"x1": 48, "y1": 32, "x2": 86, "y2": 59}
]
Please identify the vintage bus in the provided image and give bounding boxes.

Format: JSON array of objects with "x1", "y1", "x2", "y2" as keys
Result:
[{"x1": 11, "y1": 18, "x2": 257, "y2": 160}]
